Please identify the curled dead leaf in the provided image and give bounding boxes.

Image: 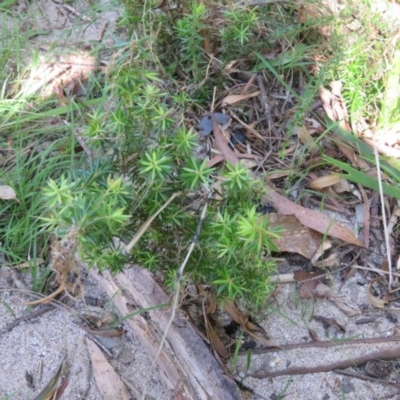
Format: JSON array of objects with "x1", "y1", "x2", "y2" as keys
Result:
[
  {"x1": 368, "y1": 277, "x2": 389, "y2": 309},
  {"x1": 0, "y1": 185, "x2": 19, "y2": 201},
  {"x1": 333, "y1": 178, "x2": 351, "y2": 194},
  {"x1": 22, "y1": 285, "x2": 64, "y2": 306},
  {"x1": 224, "y1": 300, "x2": 279, "y2": 347},
  {"x1": 205, "y1": 315, "x2": 230, "y2": 359}
]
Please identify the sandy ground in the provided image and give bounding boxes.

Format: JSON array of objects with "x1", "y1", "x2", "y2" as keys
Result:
[{"x1": 0, "y1": 266, "x2": 172, "y2": 400}]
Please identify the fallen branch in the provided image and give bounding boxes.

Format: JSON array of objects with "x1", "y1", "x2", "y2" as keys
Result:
[
  {"x1": 141, "y1": 197, "x2": 209, "y2": 399},
  {"x1": 240, "y1": 336, "x2": 400, "y2": 355},
  {"x1": 90, "y1": 265, "x2": 241, "y2": 400},
  {"x1": 250, "y1": 346, "x2": 400, "y2": 378}
]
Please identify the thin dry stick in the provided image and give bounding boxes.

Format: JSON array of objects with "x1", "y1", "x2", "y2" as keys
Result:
[
  {"x1": 352, "y1": 264, "x2": 400, "y2": 279},
  {"x1": 335, "y1": 369, "x2": 400, "y2": 389},
  {"x1": 256, "y1": 74, "x2": 278, "y2": 138},
  {"x1": 126, "y1": 192, "x2": 181, "y2": 253},
  {"x1": 141, "y1": 197, "x2": 210, "y2": 400},
  {"x1": 250, "y1": 346, "x2": 400, "y2": 378},
  {"x1": 239, "y1": 335, "x2": 400, "y2": 355},
  {"x1": 374, "y1": 147, "x2": 393, "y2": 287}
]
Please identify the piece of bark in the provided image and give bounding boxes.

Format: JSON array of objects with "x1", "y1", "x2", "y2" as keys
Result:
[{"x1": 90, "y1": 267, "x2": 241, "y2": 400}]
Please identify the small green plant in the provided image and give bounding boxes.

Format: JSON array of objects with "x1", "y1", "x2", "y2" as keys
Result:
[
  {"x1": 220, "y1": 6, "x2": 260, "y2": 60},
  {"x1": 40, "y1": 167, "x2": 131, "y2": 272},
  {"x1": 175, "y1": 2, "x2": 208, "y2": 81}
]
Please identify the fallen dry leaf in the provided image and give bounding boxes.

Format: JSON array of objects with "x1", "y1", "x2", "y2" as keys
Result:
[
  {"x1": 86, "y1": 338, "x2": 130, "y2": 400},
  {"x1": 310, "y1": 240, "x2": 333, "y2": 265},
  {"x1": 367, "y1": 277, "x2": 389, "y2": 309},
  {"x1": 222, "y1": 91, "x2": 260, "y2": 106},
  {"x1": 308, "y1": 174, "x2": 341, "y2": 190},
  {"x1": 333, "y1": 178, "x2": 351, "y2": 194},
  {"x1": 212, "y1": 113, "x2": 239, "y2": 165},
  {"x1": 362, "y1": 137, "x2": 400, "y2": 158},
  {"x1": 320, "y1": 84, "x2": 350, "y2": 132},
  {"x1": 32, "y1": 357, "x2": 65, "y2": 400},
  {"x1": 239, "y1": 158, "x2": 258, "y2": 169},
  {"x1": 267, "y1": 170, "x2": 292, "y2": 180},
  {"x1": 207, "y1": 155, "x2": 225, "y2": 168},
  {"x1": 294, "y1": 271, "x2": 325, "y2": 282},
  {"x1": 308, "y1": 328, "x2": 320, "y2": 342},
  {"x1": 297, "y1": 273, "x2": 326, "y2": 299},
  {"x1": 268, "y1": 213, "x2": 323, "y2": 260},
  {"x1": 294, "y1": 125, "x2": 316, "y2": 149},
  {"x1": 0, "y1": 185, "x2": 18, "y2": 201},
  {"x1": 205, "y1": 315, "x2": 230, "y2": 359},
  {"x1": 224, "y1": 300, "x2": 279, "y2": 347},
  {"x1": 22, "y1": 285, "x2": 64, "y2": 306},
  {"x1": 314, "y1": 315, "x2": 346, "y2": 333},
  {"x1": 314, "y1": 283, "x2": 362, "y2": 316},
  {"x1": 313, "y1": 253, "x2": 338, "y2": 268},
  {"x1": 265, "y1": 189, "x2": 363, "y2": 247}
]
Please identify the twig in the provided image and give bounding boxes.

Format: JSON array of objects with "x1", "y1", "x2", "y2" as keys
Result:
[
  {"x1": 140, "y1": 195, "x2": 210, "y2": 400},
  {"x1": 238, "y1": 0, "x2": 289, "y2": 6},
  {"x1": 239, "y1": 336, "x2": 400, "y2": 355},
  {"x1": 62, "y1": 3, "x2": 91, "y2": 22},
  {"x1": 256, "y1": 74, "x2": 279, "y2": 139},
  {"x1": 250, "y1": 346, "x2": 400, "y2": 378},
  {"x1": 75, "y1": 130, "x2": 93, "y2": 161},
  {"x1": 374, "y1": 147, "x2": 393, "y2": 287},
  {"x1": 334, "y1": 369, "x2": 400, "y2": 389},
  {"x1": 97, "y1": 21, "x2": 108, "y2": 42},
  {"x1": 351, "y1": 264, "x2": 400, "y2": 279},
  {"x1": 0, "y1": 303, "x2": 54, "y2": 337},
  {"x1": 125, "y1": 192, "x2": 181, "y2": 253}
]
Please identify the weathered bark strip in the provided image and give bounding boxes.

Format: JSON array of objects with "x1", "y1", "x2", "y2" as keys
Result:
[
  {"x1": 250, "y1": 346, "x2": 400, "y2": 378},
  {"x1": 91, "y1": 266, "x2": 241, "y2": 400}
]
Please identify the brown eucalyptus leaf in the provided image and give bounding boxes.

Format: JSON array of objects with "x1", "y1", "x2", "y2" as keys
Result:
[
  {"x1": 268, "y1": 213, "x2": 322, "y2": 260},
  {"x1": 294, "y1": 125, "x2": 316, "y2": 148},
  {"x1": 205, "y1": 315, "x2": 230, "y2": 359},
  {"x1": 212, "y1": 114, "x2": 239, "y2": 165},
  {"x1": 308, "y1": 174, "x2": 341, "y2": 190},
  {"x1": 222, "y1": 91, "x2": 260, "y2": 106},
  {"x1": 266, "y1": 190, "x2": 363, "y2": 247}
]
